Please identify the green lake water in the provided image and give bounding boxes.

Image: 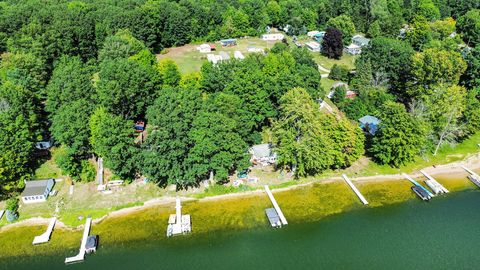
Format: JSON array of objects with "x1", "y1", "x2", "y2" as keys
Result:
[{"x1": 2, "y1": 189, "x2": 480, "y2": 270}]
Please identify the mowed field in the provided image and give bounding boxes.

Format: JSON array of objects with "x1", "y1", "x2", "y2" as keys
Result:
[{"x1": 157, "y1": 37, "x2": 282, "y2": 74}]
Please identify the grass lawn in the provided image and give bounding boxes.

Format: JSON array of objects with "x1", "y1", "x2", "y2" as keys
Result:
[
  {"x1": 311, "y1": 53, "x2": 357, "y2": 71},
  {"x1": 157, "y1": 37, "x2": 281, "y2": 74},
  {"x1": 321, "y1": 77, "x2": 337, "y2": 91},
  {"x1": 34, "y1": 158, "x2": 63, "y2": 179}
]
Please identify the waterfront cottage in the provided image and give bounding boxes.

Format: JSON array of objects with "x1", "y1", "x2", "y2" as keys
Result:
[
  {"x1": 262, "y1": 33, "x2": 284, "y2": 41},
  {"x1": 21, "y1": 179, "x2": 55, "y2": 203}
]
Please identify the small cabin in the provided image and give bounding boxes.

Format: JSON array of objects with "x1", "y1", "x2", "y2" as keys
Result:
[
  {"x1": 21, "y1": 179, "x2": 55, "y2": 204},
  {"x1": 220, "y1": 39, "x2": 237, "y2": 47}
]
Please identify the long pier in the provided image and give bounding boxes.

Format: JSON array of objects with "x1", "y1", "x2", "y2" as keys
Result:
[
  {"x1": 342, "y1": 174, "x2": 369, "y2": 205},
  {"x1": 461, "y1": 166, "x2": 480, "y2": 188},
  {"x1": 420, "y1": 170, "x2": 449, "y2": 194},
  {"x1": 65, "y1": 217, "x2": 92, "y2": 264},
  {"x1": 33, "y1": 217, "x2": 57, "y2": 245},
  {"x1": 402, "y1": 173, "x2": 435, "y2": 197},
  {"x1": 264, "y1": 185, "x2": 288, "y2": 225}
]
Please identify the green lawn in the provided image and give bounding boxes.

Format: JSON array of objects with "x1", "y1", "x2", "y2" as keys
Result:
[
  {"x1": 311, "y1": 53, "x2": 357, "y2": 71},
  {"x1": 157, "y1": 37, "x2": 281, "y2": 74}
]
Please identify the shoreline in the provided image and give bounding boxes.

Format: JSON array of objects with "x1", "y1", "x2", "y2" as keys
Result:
[{"x1": 1, "y1": 154, "x2": 479, "y2": 233}]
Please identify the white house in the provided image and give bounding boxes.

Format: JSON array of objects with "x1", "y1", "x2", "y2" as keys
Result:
[
  {"x1": 262, "y1": 33, "x2": 284, "y2": 41},
  {"x1": 346, "y1": 44, "x2": 361, "y2": 55},
  {"x1": 21, "y1": 179, "x2": 55, "y2": 203},
  {"x1": 305, "y1": 41, "x2": 321, "y2": 52},
  {"x1": 307, "y1": 30, "x2": 320, "y2": 38},
  {"x1": 196, "y1": 44, "x2": 211, "y2": 53},
  {"x1": 234, "y1": 51, "x2": 245, "y2": 60}
]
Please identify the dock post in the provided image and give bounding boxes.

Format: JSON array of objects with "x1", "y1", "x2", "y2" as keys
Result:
[{"x1": 342, "y1": 174, "x2": 369, "y2": 205}]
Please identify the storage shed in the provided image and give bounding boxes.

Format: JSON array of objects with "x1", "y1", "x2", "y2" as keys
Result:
[{"x1": 21, "y1": 179, "x2": 55, "y2": 204}]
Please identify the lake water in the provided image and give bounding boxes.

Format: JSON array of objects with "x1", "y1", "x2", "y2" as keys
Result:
[{"x1": 2, "y1": 190, "x2": 480, "y2": 270}]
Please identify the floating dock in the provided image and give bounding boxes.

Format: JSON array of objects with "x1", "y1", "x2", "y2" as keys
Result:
[
  {"x1": 33, "y1": 217, "x2": 56, "y2": 245},
  {"x1": 65, "y1": 217, "x2": 92, "y2": 264},
  {"x1": 264, "y1": 185, "x2": 288, "y2": 225},
  {"x1": 265, "y1": 208, "x2": 282, "y2": 228},
  {"x1": 166, "y1": 197, "x2": 191, "y2": 237},
  {"x1": 0, "y1": 210, "x2": 4, "y2": 220},
  {"x1": 411, "y1": 186, "x2": 431, "y2": 201},
  {"x1": 342, "y1": 174, "x2": 369, "y2": 205},
  {"x1": 461, "y1": 166, "x2": 480, "y2": 188},
  {"x1": 420, "y1": 170, "x2": 449, "y2": 194},
  {"x1": 402, "y1": 173, "x2": 435, "y2": 198}
]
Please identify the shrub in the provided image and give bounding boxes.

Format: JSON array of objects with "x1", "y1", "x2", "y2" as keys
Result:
[{"x1": 329, "y1": 64, "x2": 350, "y2": 81}]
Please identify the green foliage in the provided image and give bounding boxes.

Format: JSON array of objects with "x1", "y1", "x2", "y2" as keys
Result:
[
  {"x1": 157, "y1": 59, "x2": 181, "y2": 87},
  {"x1": 328, "y1": 64, "x2": 350, "y2": 81},
  {"x1": 415, "y1": 0, "x2": 441, "y2": 21},
  {"x1": 272, "y1": 88, "x2": 363, "y2": 177},
  {"x1": 457, "y1": 9, "x2": 480, "y2": 47},
  {"x1": 97, "y1": 58, "x2": 159, "y2": 120},
  {"x1": 461, "y1": 46, "x2": 480, "y2": 89},
  {"x1": 80, "y1": 160, "x2": 96, "y2": 182},
  {"x1": 6, "y1": 197, "x2": 19, "y2": 212},
  {"x1": 331, "y1": 85, "x2": 347, "y2": 104},
  {"x1": 326, "y1": 15, "x2": 356, "y2": 46},
  {"x1": 406, "y1": 16, "x2": 433, "y2": 50},
  {"x1": 98, "y1": 30, "x2": 147, "y2": 62},
  {"x1": 53, "y1": 145, "x2": 82, "y2": 179},
  {"x1": 461, "y1": 88, "x2": 480, "y2": 136},
  {"x1": 322, "y1": 27, "x2": 343, "y2": 59},
  {"x1": 370, "y1": 101, "x2": 427, "y2": 167},
  {"x1": 367, "y1": 21, "x2": 382, "y2": 38},
  {"x1": 89, "y1": 107, "x2": 137, "y2": 180}
]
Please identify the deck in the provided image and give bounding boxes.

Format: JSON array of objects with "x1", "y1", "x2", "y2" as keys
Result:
[
  {"x1": 33, "y1": 217, "x2": 57, "y2": 245},
  {"x1": 342, "y1": 174, "x2": 369, "y2": 205},
  {"x1": 65, "y1": 217, "x2": 92, "y2": 264}
]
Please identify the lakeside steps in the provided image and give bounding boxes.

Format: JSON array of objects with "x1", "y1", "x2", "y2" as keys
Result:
[
  {"x1": 32, "y1": 217, "x2": 56, "y2": 245},
  {"x1": 65, "y1": 217, "x2": 92, "y2": 264},
  {"x1": 461, "y1": 166, "x2": 480, "y2": 188},
  {"x1": 342, "y1": 174, "x2": 369, "y2": 205},
  {"x1": 420, "y1": 170, "x2": 449, "y2": 194},
  {"x1": 264, "y1": 185, "x2": 288, "y2": 228},
  {"x1": 166, "y1": 197, "x2": 191, "y2": 237}
]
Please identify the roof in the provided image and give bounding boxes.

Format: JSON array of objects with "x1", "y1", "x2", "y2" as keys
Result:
[
  {"x1": 359, "y1": 115, "x2": 380, "y2": 125},
  {"x1": 21, "y1": 179, "x2": 54, "y2": 197},
  {"x1": 352, "y1": 35, "x2": 370, "y2": 45},
  {"x1": 346, "y1": 44, "x2": 361, "y2": 49},
  {"x1": 305, "y1": 41, "x2": 320, "y2": 48},
  {"x1": 220, "y1": 39, "x2": 237, "y2": 43},
  {"x1": 250, "y1": 143, "x2": 272, "y2": 158}
]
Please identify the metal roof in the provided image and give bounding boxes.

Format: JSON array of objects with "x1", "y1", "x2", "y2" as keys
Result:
[{"x1": 21, "y1": 179, "x2": 54, "y2": 197}]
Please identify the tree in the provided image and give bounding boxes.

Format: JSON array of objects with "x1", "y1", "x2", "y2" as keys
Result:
[
  {"x1": 272, "y1": 87, "x2": 363, "y2": 177},
  {"x1": 45, "y1": 56, "x2": 95, "y2": 113},
  {"x1": 96, "y1": 58, "x2": 159, "y2": 120},
  {"x1": 415, "y1": 0, "x2": 441, "y2": 21},
  {"x1": 424, "y1": 84, "x2": 467, "y2": 155},
  {"x1": 457, "y1": 9, "x2": 480, "y2": 47},
  {"x1": 367, "y1": 21, "x2": 382, "y2": 38},
  {"x1": 141, "y1": 87, "x2": 203, "y2": 186},
  {"x1": 89, "y1": 107, "x2": 137, "y2": 179},
  {"x1": 322, "y1": 27, "x2": 343, "y2": 59},
  {"x1": 370, "y1": 101, "x2": 426, "y2": 167},
  {"x1": 461, "y1": 88, "x2": 480, "y2": 136},
  {"x1": 326, "y1": 15, "x2": 356, "y2": 46},
  {"x1": 329, "y1": 64, "x2": 350, "y2": 81},
  {"x1": 461, "y1": 46, "x2": 480, "y2": 89},
  {"x1": 98, "y1": 30, "x2": 147, "y2": 62},
  {"x1": 409, "y1": 48, "x2": 467, "y2": 97},
  {"x1": 0, "y1": 81, "x2": 38, "y2": 192},
  {"x1": 186, "y1": 111, "x2": 250, "y2": 182},
  {"x1": 405, "y1": 16, "x2": 433, "y2": 50},
  {"x1": 157, "y1": 59, "x2": 181, "y2": 87}
]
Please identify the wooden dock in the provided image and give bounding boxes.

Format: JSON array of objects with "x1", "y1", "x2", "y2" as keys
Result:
[
  {"x1": 402, "y1": 173, "x2": 435, "y2": 197},
  {"x1": 342, "y1": 174, "x2": 369, "y2": 205},
  {"x1": 33, "y1": 217, "x2": 56, "y2": 245},
  {"x1": 420, "y1": 170, "x2": 449, "y2": 194},
  {"x1": 65, "y1": 217, "x2": 92, "y2": 264},
  {"x1": 461, "y1": 166, "x2": 480, "y2": 188},
  {"x1": 264, "y1": 185, "x2": 288, "y2": 225}
]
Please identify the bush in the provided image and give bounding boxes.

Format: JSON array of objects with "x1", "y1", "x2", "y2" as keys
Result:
[
  {"x1": 6, "y1": 198, "x2": 19, "y2": 222},
  {"x1": 80, "y1": 160, "x2": 96, "y2": 182},
  {"x1": 329, "y1": 64, "x2": 350, "y2": 81}
]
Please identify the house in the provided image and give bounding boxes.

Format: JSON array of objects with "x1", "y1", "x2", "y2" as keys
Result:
[
  {"x1": 305, "y1": 41, "x2": 321, "y2": 52},
  {"x1": 307, "y1": 30, "x2": 320, "y2": 38},
  {"x1": 234, "y1": 51, "x2": 245, "y2": 60},
  {"x1": 249, "y1": 143, "x2": 277, "y2": 165},
  {"x1": 346, "y1": 44, "x2": 361, "y2": 55},
  {"x1": 21, "y1": 179, "x2": 55, "y2": 203},
  {"x1": 313, "y1": 32, "x2": 325, "y2": 43},
  {"x1": 352, "y1": 35, "x2": 370, "y2": 47},
  {"x1": 262, "y1": 33, "x2": 284, "y2": 41},
  {"x1": 219, "y1": 51, "x2": 230, "y2": 61},
  {"x1": 359, "y1": 115, "x2": 380, "y2": 135},
  {"x1": 196, "y1": 44, "x2": 211, "y2": 53},
  {"x1": 220, "y1": 39, "x2": 237, "y2": 47}
]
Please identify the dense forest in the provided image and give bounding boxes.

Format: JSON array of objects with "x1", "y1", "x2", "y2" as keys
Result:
[{"x1": 1, "y1": 0, "x2": 480, "y2": 195}]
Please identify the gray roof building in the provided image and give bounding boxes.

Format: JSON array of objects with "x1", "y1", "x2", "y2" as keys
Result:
[{"x1": 21, "y1": 179, "x2": 55, "y2": 203}]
